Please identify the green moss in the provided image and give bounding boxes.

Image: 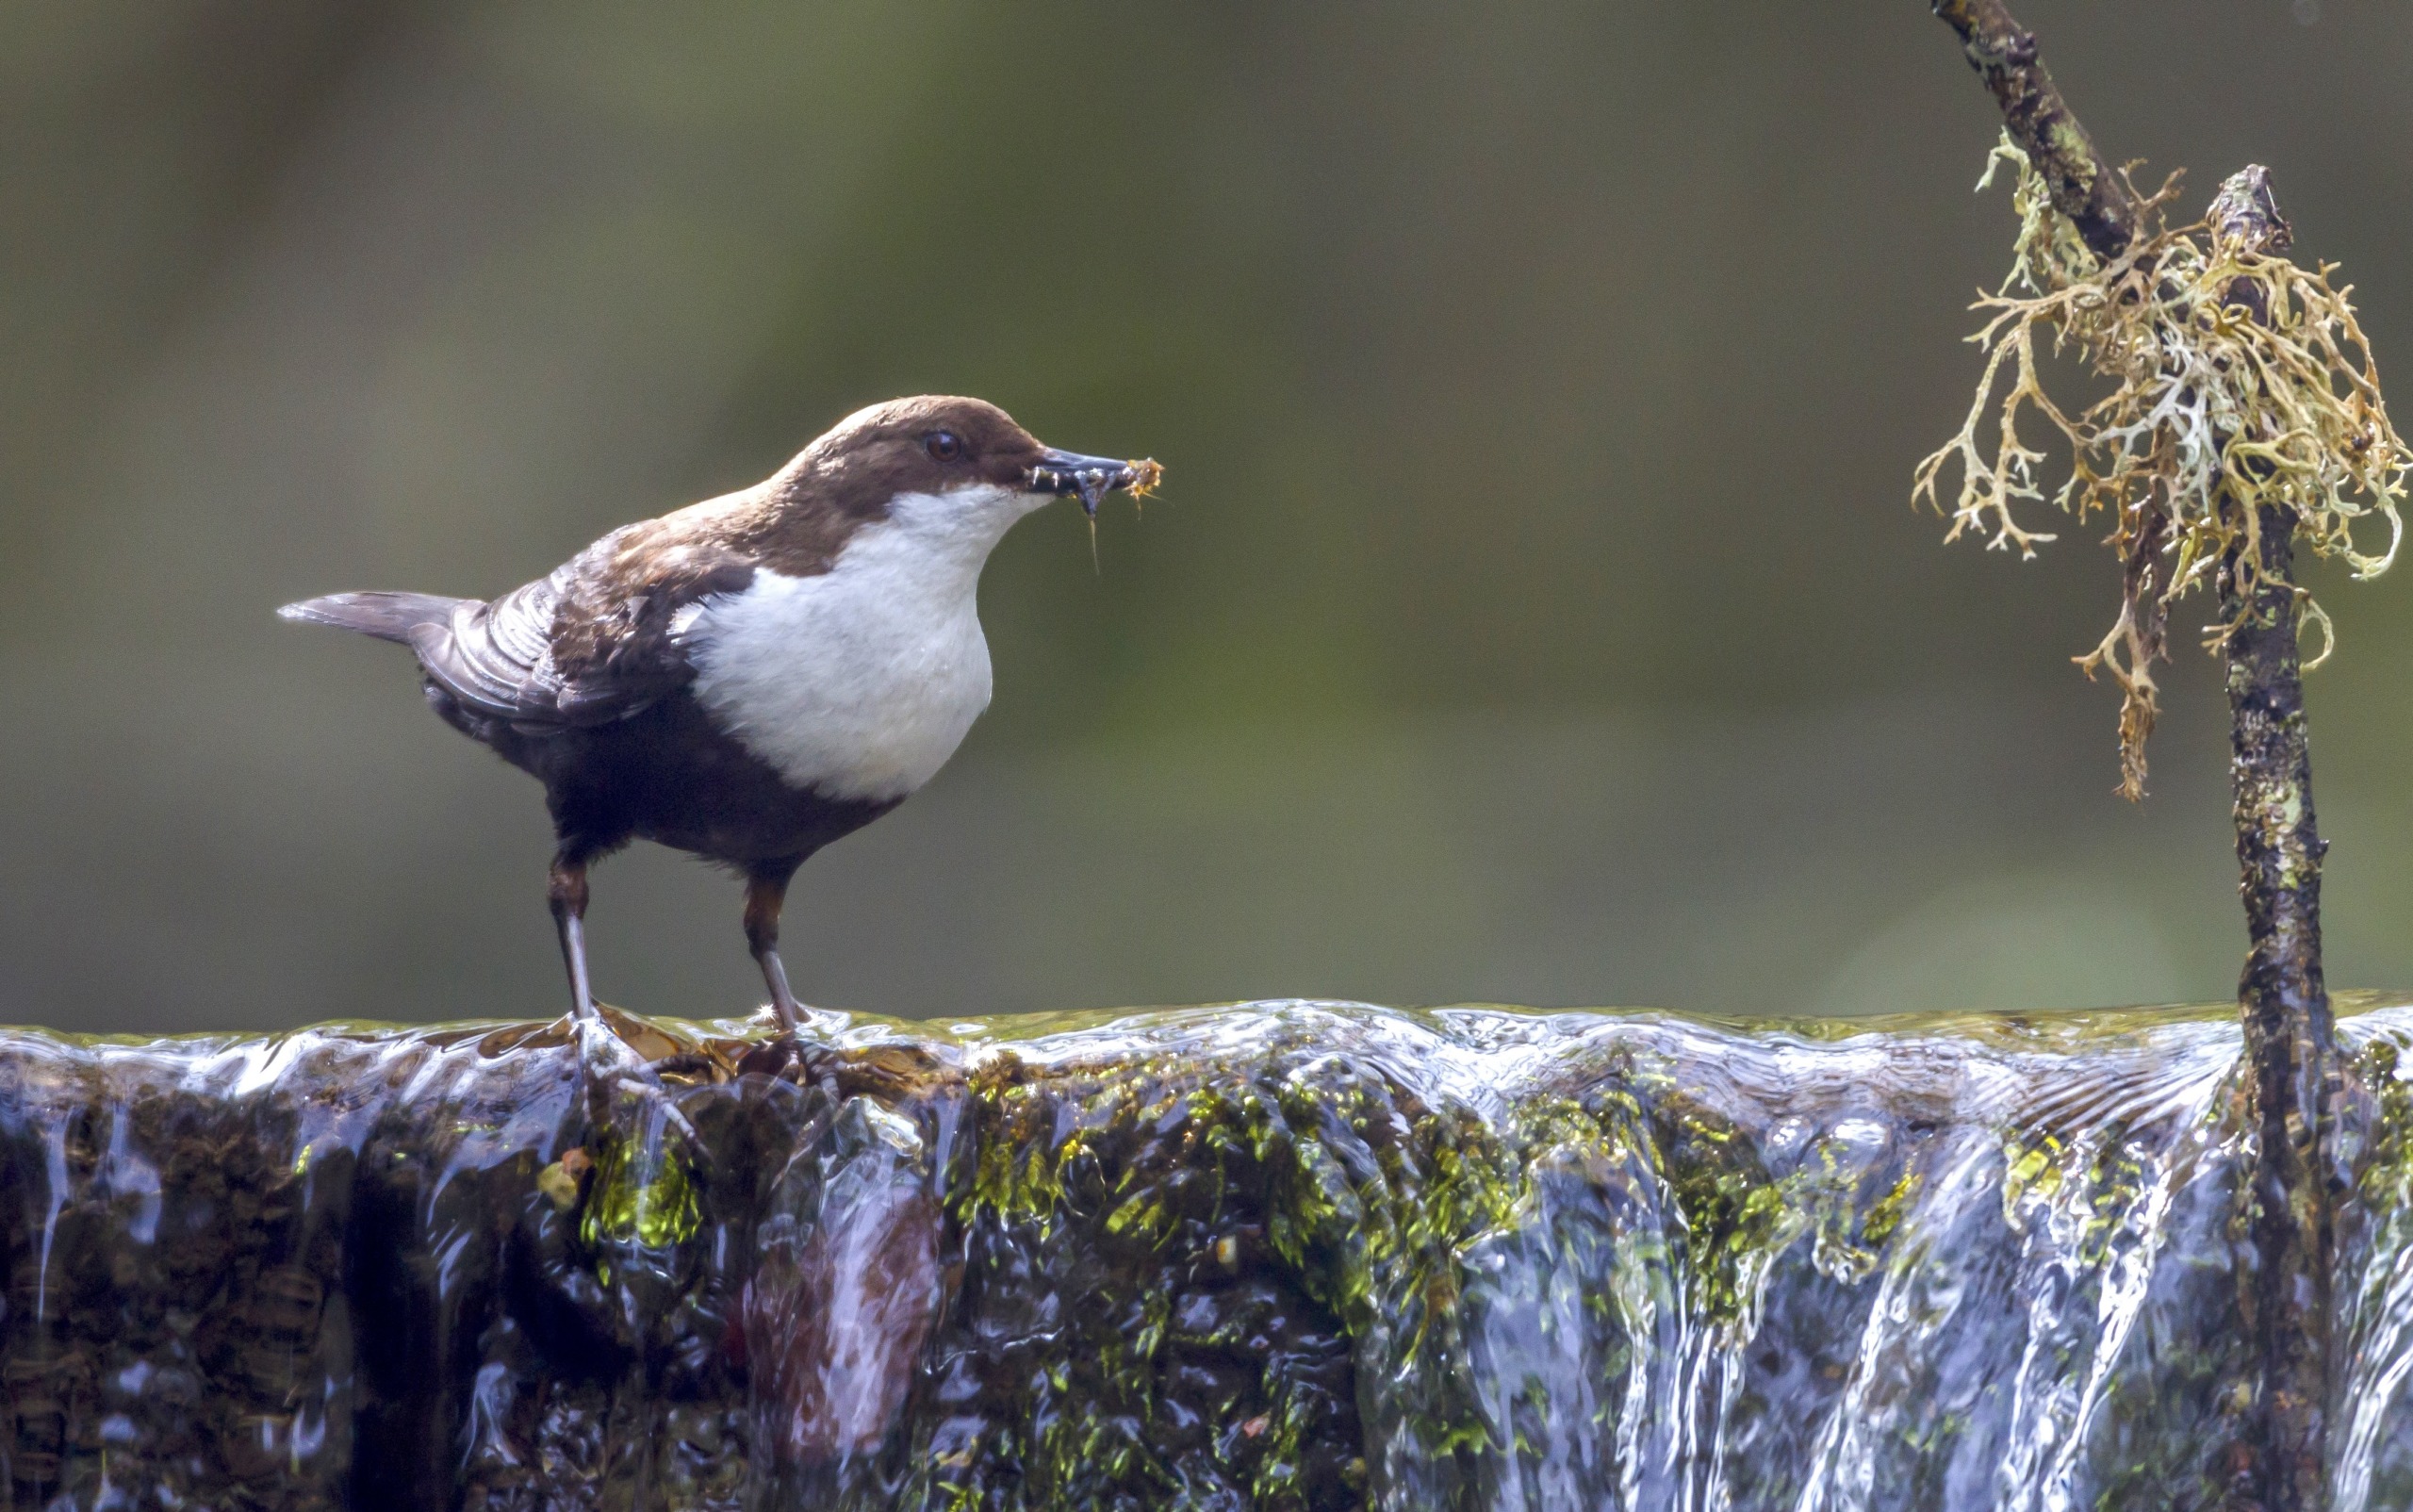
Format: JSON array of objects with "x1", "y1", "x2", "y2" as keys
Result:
[
  {"x1": 895, "y1": 1021, "x2": 1998, "y2": 1508},
  {"x1": 580, "y1": 1126, "x2": 702, "y2": 1252}
]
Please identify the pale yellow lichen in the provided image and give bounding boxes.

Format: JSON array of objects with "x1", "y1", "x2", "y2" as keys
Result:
[{"x1": 1915, "y1": 136, "x2": 2407, "y2": 798}]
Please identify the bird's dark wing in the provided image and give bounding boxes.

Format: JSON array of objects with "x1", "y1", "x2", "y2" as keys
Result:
[
  {"x1": 410, "y1": 524, "x2": 759, "y2": 733},
  {"x1": 403, "y1": 577, "x2": 583, "y2": 731}
]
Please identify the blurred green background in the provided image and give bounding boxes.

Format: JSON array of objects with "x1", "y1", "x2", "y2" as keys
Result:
[{"x1": 5, "y1": 2, "x2": 2411, "y2": 1033}]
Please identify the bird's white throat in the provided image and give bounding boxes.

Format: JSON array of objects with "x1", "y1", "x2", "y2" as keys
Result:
[{"x1": 677, "y1": 485, "x2": 1046, "y2": 801}]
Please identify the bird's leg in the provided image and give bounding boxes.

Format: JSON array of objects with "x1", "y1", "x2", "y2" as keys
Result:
[
  {"x1": 743, "y1": 861, "x2": 806, "y2": 1031},
  {"x1": 549, "y1": 853, "x2": 598, "y2": 1024},
  {"x1": 548, "y1": 850, "x2": 704, "y2": 1140}
]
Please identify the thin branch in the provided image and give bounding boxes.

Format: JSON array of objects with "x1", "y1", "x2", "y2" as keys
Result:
[
  {"x1": 1931, "y1": 0, "x2": 2141, "y2": 259},
  {"x1": 2212, "y1": 163, "x2": 2335, "y2": 1512},
  {"x1": 1928, "y1": 14, "x2": 2349, "y2": 1508}
]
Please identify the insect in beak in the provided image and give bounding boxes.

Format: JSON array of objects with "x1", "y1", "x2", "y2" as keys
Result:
[{"x1": 1027, "y1": 451, "x2": 1163, "y2": 519}]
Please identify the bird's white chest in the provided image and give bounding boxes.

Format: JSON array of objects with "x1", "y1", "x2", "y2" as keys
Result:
[{"x1": 679, "y1": 506, "x2": 1005, "y2": 802}]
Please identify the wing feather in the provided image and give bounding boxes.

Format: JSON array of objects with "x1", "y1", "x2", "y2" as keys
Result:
[{"x1": 408, "y1": 529, "x2": 756, "y2": 732}]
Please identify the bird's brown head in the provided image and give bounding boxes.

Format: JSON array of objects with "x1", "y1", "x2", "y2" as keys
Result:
[{"x1": 796, "y1": 396, "x2": 1160, "y2": 524}]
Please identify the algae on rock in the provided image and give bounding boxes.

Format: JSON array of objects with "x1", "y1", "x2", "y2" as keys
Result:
[{"x1": 2, "y1": 999, "x2": 2413, "y2": 1508}]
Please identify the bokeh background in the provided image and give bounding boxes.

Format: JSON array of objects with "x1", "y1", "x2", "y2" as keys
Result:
[{"x1": 6, "y1": 1, "x2": 2412, "y2": 1033}]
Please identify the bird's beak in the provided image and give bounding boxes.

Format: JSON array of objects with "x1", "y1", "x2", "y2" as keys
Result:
[{"x1": 1027, "y1": 449, "x2": 1163, "y2": 518}]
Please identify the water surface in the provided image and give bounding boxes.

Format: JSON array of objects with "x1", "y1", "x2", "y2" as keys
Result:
[{"x1": 0, "y1": 994, "x2": 2406, "y2": 1509}]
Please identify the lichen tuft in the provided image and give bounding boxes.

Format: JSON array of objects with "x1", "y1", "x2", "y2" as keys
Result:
[{"x1": 1914, "y1": 136, "x2": 2409, "y2": 798}]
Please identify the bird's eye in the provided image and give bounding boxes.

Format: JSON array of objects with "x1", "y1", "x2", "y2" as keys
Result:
[{"x1": 924, "y1": 431, "x2": 963, "y2": 463}]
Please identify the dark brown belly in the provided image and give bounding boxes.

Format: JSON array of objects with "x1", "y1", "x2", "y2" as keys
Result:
[{"x1": 440, "y1": 685, "x2": 899, "y2": 866}]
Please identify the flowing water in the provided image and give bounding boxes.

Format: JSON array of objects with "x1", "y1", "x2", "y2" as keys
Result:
[{"x1": 0, "y1": 994, "x2": 2409, "y2": 1509}]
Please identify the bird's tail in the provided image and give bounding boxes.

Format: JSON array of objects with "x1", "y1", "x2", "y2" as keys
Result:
[{"x1": 277, "y1": 591, "x2": 472, "y2": 645}]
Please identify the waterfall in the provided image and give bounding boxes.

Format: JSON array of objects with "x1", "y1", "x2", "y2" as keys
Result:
[{"x1": 0, "y1": 996, "x2": 2405, "y2": 1508}]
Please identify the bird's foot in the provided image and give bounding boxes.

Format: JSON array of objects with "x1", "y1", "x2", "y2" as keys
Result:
[
  {"x1": 562, "y1": 1004, "x2": 700, "y2": 1144},
  {"x1": 734, "y1": 1034, "x2": 801, "y2": 1078}
]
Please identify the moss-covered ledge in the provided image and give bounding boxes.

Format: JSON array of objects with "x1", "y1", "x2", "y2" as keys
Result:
[{"x1": 3, "y1": 996, "x2": 2413, "y2": 1510}]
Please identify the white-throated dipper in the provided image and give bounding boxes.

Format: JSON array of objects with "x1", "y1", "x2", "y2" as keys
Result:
[{"x1": 283, "y1": 396, "x2": 1158, "y2": 1030}]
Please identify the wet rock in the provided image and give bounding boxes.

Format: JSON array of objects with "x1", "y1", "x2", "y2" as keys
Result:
[
  {"x1": 745, "y1": 1098, "x2": 943, "y2": 1470},
  {"x1": 0, "y1": 1001, "x2": 2397, "y2": 1506}
]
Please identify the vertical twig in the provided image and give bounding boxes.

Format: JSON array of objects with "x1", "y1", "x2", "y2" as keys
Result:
[
  {"x1": 2223, "y1": 496, "x2": 2335, "y2": 1512},
  {"x1": 1930, "y1": 8, "x2": 2337, "y2": 1507},
  {"x1": 2214, "y1": 162, "x2": 2336, "y2": 1512}
]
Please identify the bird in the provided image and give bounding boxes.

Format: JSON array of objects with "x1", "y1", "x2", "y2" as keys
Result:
[{"x1": 282, "y1": 396, "x2": 1158, "y2": 1032}]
